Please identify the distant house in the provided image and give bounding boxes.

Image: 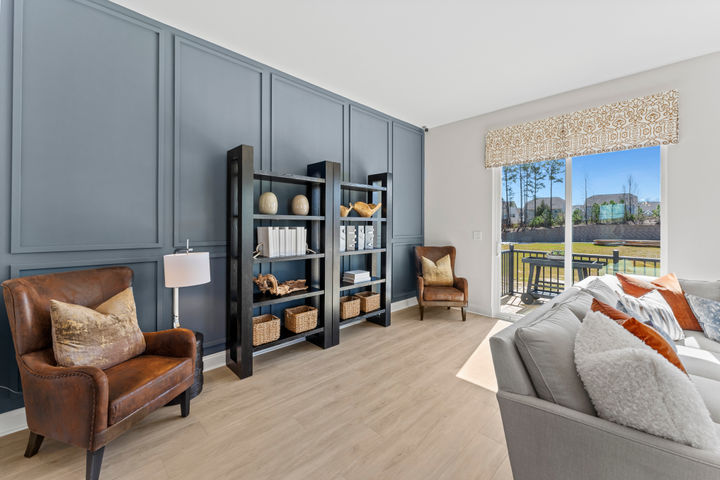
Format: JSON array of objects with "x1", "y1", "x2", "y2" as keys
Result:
[
  {"x1": 502, "y1": 201, "x2": 520, "y2": 225},
  {"x1": 523, "y1": 197, "x2": 564, "y2": 221},
  {"x1": 638, "y1": 201, "x2": 660, "y2": 215},
  {"x1": 586, "y1": 193, "x2": 638, "y2": 211}
]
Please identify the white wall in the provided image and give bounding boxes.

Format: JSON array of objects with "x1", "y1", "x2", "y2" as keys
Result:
[{"x1": 425, "y1": 52, "x2": 720, "y2": 316}]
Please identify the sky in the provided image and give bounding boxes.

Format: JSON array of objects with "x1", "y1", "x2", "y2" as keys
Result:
[{"x1": 503, "y1": 146, "x2": 661, "y2": 206}]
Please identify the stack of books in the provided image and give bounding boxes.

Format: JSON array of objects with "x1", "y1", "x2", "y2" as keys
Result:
[
  {"x1": 256, "y1": 226, "x2": 307, "y2": 257},
  {"x1": 342, "y1": 270, "x2": 371, "y2": 284}
]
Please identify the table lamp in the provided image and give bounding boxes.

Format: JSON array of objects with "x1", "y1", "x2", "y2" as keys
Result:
[{"x1": 163, "y1": 240, "x2": 211, "y2": 328}]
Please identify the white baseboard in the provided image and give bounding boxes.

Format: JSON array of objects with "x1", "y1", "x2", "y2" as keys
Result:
[
  {"x1": 202, "y1": 350, "x2": 226, "y2": 372},
  {"x1": 391, "y1": 297, "x2": 418, "y2": 312},
  {"x1": 0, "y1": 406, "x2": 26, "y2": 438}
]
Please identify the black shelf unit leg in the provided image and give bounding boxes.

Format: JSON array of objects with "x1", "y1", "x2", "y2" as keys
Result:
[
  {"x1": 226, "y1": 145, "x2": 254, "y2": 379},
  {"x1": 306, "y1": 160, "x2": 340, "y2": 348},
  {"x1": 367, "y1": 172, "x2": 391, "y2": 327}
]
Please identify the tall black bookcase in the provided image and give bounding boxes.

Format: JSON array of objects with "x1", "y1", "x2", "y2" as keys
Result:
[
  {"x1": 338, "y1": 174, "x2": 392, "y2": 330},
  {"x1": 226, "y1": 144, "x2": 391, "y2": 379}
]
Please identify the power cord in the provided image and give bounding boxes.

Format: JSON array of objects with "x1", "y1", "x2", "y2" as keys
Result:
[{"x1": 0, "y1": 385, "x2": 22, "y2": 395}]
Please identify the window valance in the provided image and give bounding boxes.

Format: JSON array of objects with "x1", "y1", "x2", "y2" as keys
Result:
[{"x1": 485, "y1": 90, "x2": 678, "y2": 168}]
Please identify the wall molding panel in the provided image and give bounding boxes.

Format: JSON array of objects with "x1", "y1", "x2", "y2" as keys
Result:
[
  {"x1": 0, "y1": 0, "x2": 423, "y2": 415},
  {"x1": 173, "y1": 35, "x2": 263, "y2": 248},
  {"x1": 10, "y1": 0, "x2": 165, "y2": 253}
]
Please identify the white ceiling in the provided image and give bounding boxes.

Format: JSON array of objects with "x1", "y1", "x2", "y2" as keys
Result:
[{"x1": 112, "y1": 0, "x2": 720, "y2": 128}]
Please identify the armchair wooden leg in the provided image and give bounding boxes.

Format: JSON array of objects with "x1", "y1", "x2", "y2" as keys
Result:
[
  {"x1": 24, "y1": 432, "x2": 44, "y2": 458},
  {"x1": 86, "y1": 447, "x2": 104, "y2": 480},
  {"x1": 419, "y1": 306, "x2": 424, "y2": 321},
  {"x1": 461, "y1": 307, "x2": 467, "y2": 322},
  {"x1": 180, "y1": 388, "x2": 191, "y2": 418}
]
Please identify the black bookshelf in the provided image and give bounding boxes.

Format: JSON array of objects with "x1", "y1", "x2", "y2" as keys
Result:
[
  {"x1": 226, "y1": 144, "x2": 390, "y2": 379},
  {"x1": 336, "y1": 173, "x2": 392, "y2": 331},
  {"x1": 226, "y1": 145, "x2": 339, "y2": 379}
]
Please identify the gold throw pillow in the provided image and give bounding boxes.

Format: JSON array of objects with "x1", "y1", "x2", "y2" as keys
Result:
[
  {"x1": 421, "y1": 255, "x2": 454, "y2": 286},
  {"x1": 50, "y1": 288, "x2": 146, "y2": 369}
]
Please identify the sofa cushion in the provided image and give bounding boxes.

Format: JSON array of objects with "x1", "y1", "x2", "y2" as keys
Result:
[
  {"x1": 575, "y1": 311, "x2": 719, "y2": 450},
  {"x1": 514, "y1": 305, "x2": 596, "y2": 416},
  {"x1": 424, "y1": 286, "x2": 464, "y2": 302},
  {"x1": 552, "y1": 289, "x2": 593, "y2": 321},
  {"x1": 622, "y1": 318, "x2": 687, "y2": 373},
  {"x1": 677, "y1": 330, "x2": 720, "y2": 354},
  {"x1": 106, "y1": 354, "x2": 193, "y2": 425},
  {"x1": 690, "y1": 375, "x2": 720, "y2": 424},
  {"x1": 678, "y1": 346, "x2": 720, "y2": 382},
  {"x1": 679, "y1": 279, "x2": 720, "y2": 302}
]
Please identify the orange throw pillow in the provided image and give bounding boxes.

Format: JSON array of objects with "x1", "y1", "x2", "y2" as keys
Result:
[
  {"x1": 621, "y1": 317, "x2": 687, "y2": 374},
  {"x1": 616, "y1": 273, "x2": 702, "y2": 331},
  {"x1": 616, "y1": 272, "x2": 655, "y2": 297},
  {"x1": 590, "y1": 298, "x2": 632, "y2": 324}
]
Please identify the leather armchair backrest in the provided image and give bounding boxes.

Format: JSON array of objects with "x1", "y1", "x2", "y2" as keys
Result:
[
  {"x1": 2, "y1": 267, "x2": 133, "y2": 356},
  {"x1": 414, "y1": 246, "x2": 456, "y2": 277}
]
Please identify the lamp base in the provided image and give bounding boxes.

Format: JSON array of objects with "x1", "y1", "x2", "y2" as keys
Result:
[{"x1": 166, "y1": 331, "x2": 204, "y2": 405}]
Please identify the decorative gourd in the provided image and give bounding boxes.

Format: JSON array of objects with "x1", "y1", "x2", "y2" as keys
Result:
[
  {"x1": 258, "y1": 192, "x2": 278, "y2": 214},
  {"x1": 291, "y1": 195, "x2": 309, "y2": 215},
  {"x1": 340, "y1": 204, "x2": 354, "y2": 217},
  {"x1": 351, "y1": 201, "x2": 382, "y2": 217}
]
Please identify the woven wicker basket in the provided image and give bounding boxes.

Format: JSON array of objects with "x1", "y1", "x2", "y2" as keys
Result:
[
  {"x1": 284, "y1": 305, "x2": 318, "y2": 333},
  {"x1": 340, "y1": 296, "x2": 361, "y2": 320},
  {"x1": 252, "y1": 314, "x2": 280, "y2": 346},
  {"x1": 354, "y1": 291, "x2": 380, "y2": 313}
]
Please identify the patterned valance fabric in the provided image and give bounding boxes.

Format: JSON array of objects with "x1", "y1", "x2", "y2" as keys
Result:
[{"x1": 485, "y1": 90, "x2": 678, "y2": 168}]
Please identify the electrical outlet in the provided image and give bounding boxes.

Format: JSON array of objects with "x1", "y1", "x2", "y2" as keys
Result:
[{"x1": 472, "y1": 231, "x2": 483, "y2": 241}]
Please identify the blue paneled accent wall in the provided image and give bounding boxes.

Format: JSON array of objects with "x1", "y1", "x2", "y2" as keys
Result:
[{"x1": 0, "y1": 0, "x2": 424, "y2": 414}]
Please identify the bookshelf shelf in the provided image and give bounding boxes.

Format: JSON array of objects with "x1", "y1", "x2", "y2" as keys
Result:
[
  {"x1": 340, "y1": 248, "x2": 386, "y2": 257},
  {"x1": 254, "y1": 214, "x2": 325, "y2": 221},
  {"x1": 253, "y1": 253, "x2": 325, "y2": 264},
  {"x1": 339, "y1": 217, "x2": 386, "y2": 222}
]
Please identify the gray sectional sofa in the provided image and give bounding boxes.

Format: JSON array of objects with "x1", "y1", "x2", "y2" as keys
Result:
[{"x1": 490, "y1": 276, "x2": 720, "y2": 480}]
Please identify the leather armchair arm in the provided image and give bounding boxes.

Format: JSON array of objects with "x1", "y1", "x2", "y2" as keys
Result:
[
  {"x1": 454, "y1": 277, "x2": 469, "y2": 304},
  {"x1": 143, "y1": 328, "x2": 196, "y2": 362},
  {"x1": 20, "y1": 349, "x2": 108, "y2": 449},
  {"x1": 417, "y1": 276, "x2": 425, "y2": 305}
]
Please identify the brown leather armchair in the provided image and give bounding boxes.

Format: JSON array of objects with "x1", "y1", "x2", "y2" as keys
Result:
[
  {"x1": 1, "y1": 267, "x2": 196, "y2": 480},
  {"x1": 415, "y1": 246, "x2": 468, "y2": 321}
]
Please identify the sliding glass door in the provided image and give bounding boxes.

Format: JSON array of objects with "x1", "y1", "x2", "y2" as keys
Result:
[{"x1": 499, "y1": 147, "x2": 661, "y2": 316}]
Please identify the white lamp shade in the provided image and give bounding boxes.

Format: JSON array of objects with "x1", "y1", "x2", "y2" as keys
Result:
[{"x1": 163, "y1": 252, "x2": 211, "y2": 288}]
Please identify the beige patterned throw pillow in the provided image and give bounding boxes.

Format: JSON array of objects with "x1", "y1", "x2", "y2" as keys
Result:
[
  {"x1": 50, "y1": 288, "x2": 146, "y2": 369},
  {"x1": 421, "y1": 255, "x2": 454, "y2": 286}
]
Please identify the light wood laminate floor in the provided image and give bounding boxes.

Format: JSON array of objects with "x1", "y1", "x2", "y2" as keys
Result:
[{"x1": 0, "y1": 306, "x2": 512, "y2": 480}]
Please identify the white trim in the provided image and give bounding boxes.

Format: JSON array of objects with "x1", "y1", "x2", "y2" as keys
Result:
[
  {"x1": 491, "y1": 166, "x2": 503, "y2": 317},
  {"x1": 391, "y1": 297, "x2": 418, "y2": 312},
  {"x1": 660, "y1": 145, "x2": 669, "y2": 275},
  {"x1": 564, "y1": 157, "x2": 573, "y2": 289},
  {"x1": 0, "y1": 406, "x2": 26, "y2": 437},
  {"x1": 202, "y1": 350, "x2": 226, "y2": 372}
]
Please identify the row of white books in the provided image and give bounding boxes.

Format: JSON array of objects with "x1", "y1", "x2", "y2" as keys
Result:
[
  {"x1": 339, "y1": 225, "x2": 375, "y2": 252},
  {"x1": 257, "y1": 227, "x2": 307, "y2": 257},
  {"x1": 343, "y1": 270, "x2": 371, "y2": 284}
]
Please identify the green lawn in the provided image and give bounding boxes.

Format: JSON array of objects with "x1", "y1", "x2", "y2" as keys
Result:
[{"x1": 502, "y1": 242, "x2": 659, "y2": 259}]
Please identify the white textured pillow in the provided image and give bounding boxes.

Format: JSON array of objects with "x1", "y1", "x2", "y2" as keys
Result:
[
  {"x1": 575, "y1": 311, "x2": 719, "y2": 450},
  {"x1": 616, "y1": 289, "x2": 685, "y2": 341}
]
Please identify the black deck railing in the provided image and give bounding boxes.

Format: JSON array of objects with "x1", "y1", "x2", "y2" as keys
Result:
[{"x1": 501, "y1": 244, "x2": 661, "y2": 297}]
